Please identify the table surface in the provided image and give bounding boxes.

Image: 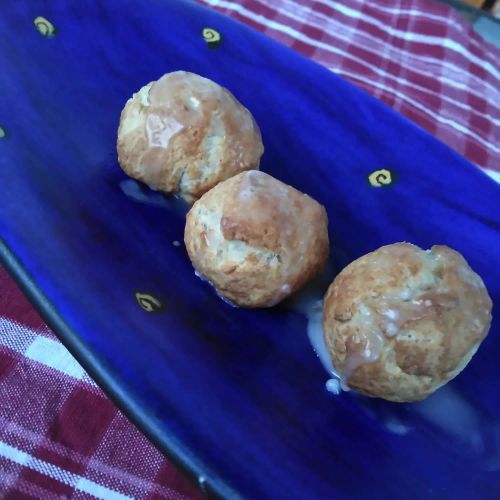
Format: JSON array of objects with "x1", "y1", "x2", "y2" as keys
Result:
[{"x1": 1, "y1": 0, "x2": 499, "y2": 498}]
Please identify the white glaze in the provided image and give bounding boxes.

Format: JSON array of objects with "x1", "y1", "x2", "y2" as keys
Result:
[
  {"x1": 282, "y1": 263, "x2": 348, "y2": 395},
  {"x1": 385, "y1": 322, "x2": 398, "y2": 337},
  {"x1": 325, "y1": 378, "x2": 342, "y2": 395},
  {"x1": 305, "y1": 301, "x2": 347, "y2": 393},
  {"x1": 341, "y1": 329, "x2": 384, "y2": 384},
  {"x1": 189, "y1": 96, "x2": 201, "y2": 109},
  {"x1": 119, "y1": 179, "x2": 189, "y2": 215},
  {"x1": 146, "y1": 114, "x2": 183, "y2": 148},
  {"x1": 381, "y1": 308, "x2": 399, "y2": 321},
  {"x1": 306, "y1": 301, "x2": 336, "y2": 375}
]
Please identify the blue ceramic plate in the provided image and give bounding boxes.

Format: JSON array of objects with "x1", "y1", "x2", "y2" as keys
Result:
[{"x1": 1, "y1": 1, "x2": 499, "y2": 498}]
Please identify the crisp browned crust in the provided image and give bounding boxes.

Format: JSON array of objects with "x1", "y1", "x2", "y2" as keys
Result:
[
  {"x1": 117, "y1": 71, "x2": 264, "y2": 202},
  {"x1": 184, "y1": 171, "x2": 329, "y2": 307},
  {"x1": 323, "y1": 243, "x2": 492, "y2": 402}
]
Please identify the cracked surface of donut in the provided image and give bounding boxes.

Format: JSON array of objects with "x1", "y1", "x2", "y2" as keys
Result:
[
  {"x1": 323, "y1": 243, "x2": 492, "y2": 402},
  {"x1": 184, "y1": 171, "x2": 329, "y2": 307},
  {"x1": 117, "y1": 71, "x2": 264, "y2": 202}
]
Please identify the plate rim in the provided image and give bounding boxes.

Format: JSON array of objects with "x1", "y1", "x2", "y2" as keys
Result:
[{"x1": 0, "y1": 237, "x2": 239, "y2": 500}]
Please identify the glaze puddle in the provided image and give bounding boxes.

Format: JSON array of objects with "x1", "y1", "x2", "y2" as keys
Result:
[
  {"x1": 286, "y1": 258, "x2": 500, "y2": 461},
  {"x1": 281, "y1": 257, "x2": 347, "y2": 393},
  {"x1": 120, "y1": 178, "x2": 189, "y2": 215},
  {"x1": 303, "y1": 291, "x2": 499, "y2": 453},
  {"x1": 305, "y1": 300, "x2": 344, "y2": 394}
]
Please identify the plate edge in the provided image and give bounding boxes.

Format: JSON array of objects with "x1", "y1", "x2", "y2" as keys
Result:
[{"x1": 0, "y1": 237, "x2": 240, "y2": 500}]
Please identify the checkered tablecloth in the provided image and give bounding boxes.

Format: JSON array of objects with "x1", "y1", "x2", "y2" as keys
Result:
[
  {"x1": 199, "y1": 0, "x2": 499, "y2": 177},
  {"x1": 1, "y1": 0, "x2": 499, "y2": 498}
]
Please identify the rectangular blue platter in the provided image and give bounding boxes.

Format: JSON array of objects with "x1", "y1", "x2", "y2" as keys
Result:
[{"x1": 1, "y1": 1, "x2": 500, "y2": 498}]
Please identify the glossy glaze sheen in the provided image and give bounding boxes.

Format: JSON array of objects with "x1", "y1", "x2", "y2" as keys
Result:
[{"x1": 0, "y1": 1, "x2": 499, "y2": 498}]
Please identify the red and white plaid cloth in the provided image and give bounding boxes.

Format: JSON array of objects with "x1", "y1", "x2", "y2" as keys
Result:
[
  {"x1": 200, "y1": 0, "x2": 500, "y2": 176},
  {"x1": 1, "y1": 0, "x2": 499, "y2": 498},
  {"x1": 0, "y1": 267, "x2": 204, "y2": 500}
]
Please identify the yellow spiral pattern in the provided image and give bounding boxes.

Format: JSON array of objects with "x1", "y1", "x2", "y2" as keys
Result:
[
  {"x1": 34, "y1": 16, "x2": 56, "y2": 37},
  {"x1": 368, "y1": 168, "x2": 393, "y2": 187},
  {"x1": 202, "y1": 28, "x2": 221, "y2": 46},
  {"x1": 135, "y1": 292, "x2": 163, "y2": 312}
]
